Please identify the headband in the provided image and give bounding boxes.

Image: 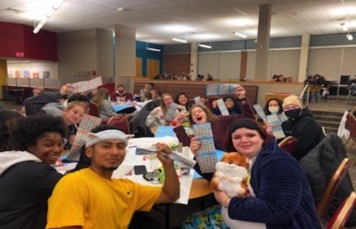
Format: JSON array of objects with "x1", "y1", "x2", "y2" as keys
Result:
[{"x1": 85, "y1": 129, "x2": 128, "y2": 148}]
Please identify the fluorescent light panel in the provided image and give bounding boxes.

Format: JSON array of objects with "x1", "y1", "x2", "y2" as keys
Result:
[
  {"x1": 172, "y1": 38, "x2": 187, "y2": 43},
  {"x1": 198, "y1": 44, "x2": 212, "y2": 49},
  {"x1": 33, "y1": 0, "x2": 65, "y2": 34},
  {"x1": 234, "y1": 32, "x2": 247, "y2": 38},
  {"x1": 347, "y1": 33, "x2": 354, "y2": 40},
  {"x1": 146, "y1": 47, "x2": 161, "y2": 52}
]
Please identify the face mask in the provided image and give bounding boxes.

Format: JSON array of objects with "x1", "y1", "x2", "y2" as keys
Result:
[
  {"x1": 285, "y1": 108, "x2": 301, "y2": 119},
  {"x1": 268, "y1": 106, "x2": 279, "y2": 114}
]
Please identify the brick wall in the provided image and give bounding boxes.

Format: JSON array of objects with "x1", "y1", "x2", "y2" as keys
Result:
[{"x1": 163, "y1": 54, "x2": 190, "y2": 75}]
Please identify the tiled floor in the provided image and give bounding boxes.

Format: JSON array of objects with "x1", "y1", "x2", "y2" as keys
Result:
[{"x1": 2, "y1": 98, "x2": 356, "y2": 228}]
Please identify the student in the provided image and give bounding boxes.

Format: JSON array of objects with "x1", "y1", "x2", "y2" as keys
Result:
[
  {"x1": 62, "y1": 101, "x2": 86, "y2": 149},
  {"x1": 46, "y1": 125, "x2": 179, "y2": 229},
  {"x1": 281, "y1": 95, "x2": 324, "y2": 160},
  {"x1": 211, "y1": 95, "x2": 242, "y2": 115},
  {"x1": 181, "y1": 118, "x2": 322, "y2": 229},
  {"x1": 0, "y1": 115, "x2": 66, "y2": 229},
  {"x1": 91, "y1": 88, "x2": 118, "y2": 119},
  {"x1": 112, "y1": 84, "x2": 133, "y2": 102},
  {"x1": 174, "y1": 92, "x2": 193, "y2": 110},
  {"x1": 263, "y1": 98, "x2": 287, "y2": 122},
  {"x1": 0, "y1": 110, "x2": 25, "y2": 152}
]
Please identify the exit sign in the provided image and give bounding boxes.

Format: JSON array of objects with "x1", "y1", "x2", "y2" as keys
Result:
[{"x1": 15, "y1": 52, "x2": 24, "y2": 57}]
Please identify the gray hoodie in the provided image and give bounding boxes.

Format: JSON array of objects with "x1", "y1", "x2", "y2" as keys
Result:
[{"x1": 0, "y1": 151, "x2": 41, "y2": 176}]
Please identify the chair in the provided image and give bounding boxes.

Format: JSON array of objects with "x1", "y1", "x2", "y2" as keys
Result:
[
  {"x1": 309, "y1": 84, "x2": 322, "y2": 102},
  {"x1": 345, "y1": 113, "x2": 356, "y2": 150},
  {"x1": 278, "y1": 136, "x2": 297, "y2": 155},
  {"x1": 89, "y1": 102, "x2": 100, "y2": 117},
  {"x1": 317, "y1": 158, "x2": 351, "y2": 219},
  {"x1": 325, "y1": 191, "x2": 356, "y2": 229},
  {"x1": 104, "y1": 116, "x2": 130, "y2": 134},
  {"x1": 346, "y1": 87, "x2": 356, "y2": 103}
]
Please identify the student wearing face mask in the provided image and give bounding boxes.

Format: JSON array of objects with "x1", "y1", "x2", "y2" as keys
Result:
[
  {"x1": 263, "y1": 98, "x2": 287, "y2": 122},
  {"x1": 281, "y1": 95, "x2": 324, "y2": 161}
]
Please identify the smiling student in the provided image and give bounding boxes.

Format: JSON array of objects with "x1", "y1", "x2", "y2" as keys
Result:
[
  {"x1": 0, "y1": 115, "x2": 66, "y2": 229},
  {"x1": 46, "y1": 125, "x2": 179, "y2": 229}
]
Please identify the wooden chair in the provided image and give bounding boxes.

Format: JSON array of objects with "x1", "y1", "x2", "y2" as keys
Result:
[
  {"x1": 89, "y1": 102, "x2": 100, "y2": 117},
  {"x1": 345, "y1": 113, "x2": 356, "y2": 150},
  {"x1": 309, "y1": 84, "x2": 322, "y2": 102},
  {"x1": 317, "y1": 158, "x2": 351, "y2": 219},
  {"x1": 278, "y1": 136, "x2": 297, "y2": 155},
  {"x1": 325, "y1": 191, "x2": 356, "y2": 229}
]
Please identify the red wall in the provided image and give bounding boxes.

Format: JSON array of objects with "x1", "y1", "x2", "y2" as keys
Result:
[{"x1": 0, "y1": 22, "x2": 57, "y2": 61}]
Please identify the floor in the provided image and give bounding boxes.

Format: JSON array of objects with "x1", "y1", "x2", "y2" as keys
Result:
[{"x1": 2, "y1": 97, "x2": 356, "y2": 228}]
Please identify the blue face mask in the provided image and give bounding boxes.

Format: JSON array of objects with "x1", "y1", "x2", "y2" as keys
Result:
[{"x1": 285, "y1": 108, "x2": 301, "y2": 119}]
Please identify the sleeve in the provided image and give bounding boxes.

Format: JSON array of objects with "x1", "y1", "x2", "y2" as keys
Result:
[
  {"x1": 103, "y1": 101, "x2": 117, "y2": 117},
  {"x1": 238, "y1": 99, "x2": 255, "y2": 119},
  {"x1": 46, "y1": 176, "x2": 87, "y2": 228},
  {"x1": 24, "y1": 91, "x2": 63, "y2": 116},
  {"x1": 132, "y1": 183, "x2": 161, "y2": 212},
  {"x1": 228, "y1": 156, "x2": 304, "y2": 224}
]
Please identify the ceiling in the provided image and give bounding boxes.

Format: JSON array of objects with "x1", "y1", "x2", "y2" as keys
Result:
[{"x1": 1, "y1": 0, "x2": 356, "y2": 45}]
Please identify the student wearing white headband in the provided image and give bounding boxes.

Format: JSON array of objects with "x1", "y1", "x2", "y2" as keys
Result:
[{"x1": 46, "y1": 125, "x2": 179, "y2": 229}]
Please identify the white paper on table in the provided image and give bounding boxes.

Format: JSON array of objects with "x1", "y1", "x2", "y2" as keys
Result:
[{"x1": 112, "y1": 146, "x2": 195, "y2": 205}]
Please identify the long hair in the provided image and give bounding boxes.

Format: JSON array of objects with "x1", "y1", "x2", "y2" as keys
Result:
[
  {"x1": 187, "y1": 104, "x2": 218, "y2": 126},
  {"x1": 160, "y1": 93, "x2": 173, "y2": 117},
  {"x1": 91, "y1": 88, "x2": 109, "y2": 110},
  {"x1": 174, "y1": 92, "x2": 192, "y2": 110}
]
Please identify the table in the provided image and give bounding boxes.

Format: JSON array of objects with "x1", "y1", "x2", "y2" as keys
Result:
[{"x1": 189, "y1": 178, "x2": 212, "y2": 199}]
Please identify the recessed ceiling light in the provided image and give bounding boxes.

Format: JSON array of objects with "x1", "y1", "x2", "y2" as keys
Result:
[
  {"x1": 233, "y1": 32, "x2": 247, "y2": 38},
  {"x1": 117, "y1": 7, "x2": 125, "y2": 12},
  {"x1": 172, "y1": 38, "x2": 187, "y2": 43}
]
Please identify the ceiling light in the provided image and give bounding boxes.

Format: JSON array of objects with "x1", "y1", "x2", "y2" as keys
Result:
[
  {"x1": 233, "y1": 32, "x2": 247, "y2": 38},
  {"x1": 117, "y1": 7, "x2": 125, "y2": 12},
  {"x1": 198, "y1": 44, "x2": 212, "y2": 49},
  {"x1": 346, "y1": 33, "x2": 353, "y2": 40},
  {"x1": 33, "y1": 0, "x2": 65, "y2": 34},
  {"x1": 146, "y1": 47, "x2": 161, "y2": 52},
  {"x1": 172, "y1": 38, "x2": 187, "y2": 43}
]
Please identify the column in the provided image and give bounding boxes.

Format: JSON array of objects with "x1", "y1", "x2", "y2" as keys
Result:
[
  {"x1": 114, "y1": 25, "x2": 136, "y2": 90},
  {"x1": 255, "y1": 4, "x2": 272, "y2": 81},
  {"x1": 240, "y1": 51, "x2": 248, "y2": 80},
  {"x1": 298, "y1": 34, "x2": 310, "y2": 82},
  {"x1": 190, "y1": 42, "x2": 198, "y2": 80}
]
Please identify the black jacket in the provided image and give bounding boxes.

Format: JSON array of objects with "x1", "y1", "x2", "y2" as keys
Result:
[
  {"x1": 282, "y1": 109, "x2": 324, "y2": 160},
  {"x1": 299, "y1": 133, "x2": 356, "y2": 227}
]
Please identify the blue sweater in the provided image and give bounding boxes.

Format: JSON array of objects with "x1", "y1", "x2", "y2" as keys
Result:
[{"x1": 228, "y1": 140, "x2": 322, "y2": 229}]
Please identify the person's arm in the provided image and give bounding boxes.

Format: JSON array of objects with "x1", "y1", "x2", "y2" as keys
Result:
[
  {"x1": 234, "y1": 86, "x2": 255, "y2": 119},
  {"x1": 24, "y1": 84, "x2": 73, "y2": 116},
  {"x1": 154, "y1": 143, "x2": 180, "y2": 204},
  {"x1": 102, "y1": 100, "x2": 117, "y2": 117}
]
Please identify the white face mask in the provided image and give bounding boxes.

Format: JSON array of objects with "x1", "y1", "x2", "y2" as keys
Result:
[{"x1": 268, "y1": 106, "x2": 279, "y2": 114}]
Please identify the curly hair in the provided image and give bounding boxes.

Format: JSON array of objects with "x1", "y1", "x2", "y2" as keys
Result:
[
  {"x1": 9, "y1": 114, "x2": 66, "y2": 151},
  {"x1": 0, "y1": 110, "x2": 25, "y2": 151}
]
